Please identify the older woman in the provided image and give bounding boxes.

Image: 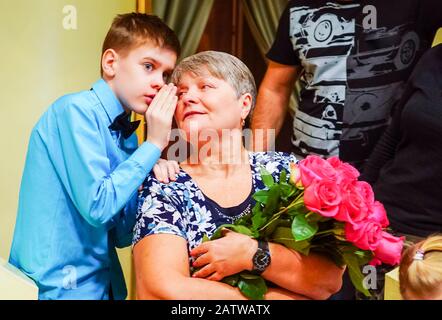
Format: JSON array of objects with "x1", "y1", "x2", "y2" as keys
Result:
[{"x1": 132, "y1": 51, "x2": 344, "y2": 300}]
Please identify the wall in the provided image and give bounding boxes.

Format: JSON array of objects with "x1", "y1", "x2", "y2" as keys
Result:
[{"x1": 0, "y1": 0, "x2": 136, "y2": 298}]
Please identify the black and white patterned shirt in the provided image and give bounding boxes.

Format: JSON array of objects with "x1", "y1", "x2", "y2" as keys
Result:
[{"x1": 268, "y1": 0, "x2": 440, "y2": 170}]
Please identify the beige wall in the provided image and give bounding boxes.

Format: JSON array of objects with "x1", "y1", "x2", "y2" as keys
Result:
[
  {"x1": 0, "y1": 0, "x2": 136, "y2": 298},
  {"x1": 433, "y1": 28, "x2": 442, "y2": 46}
]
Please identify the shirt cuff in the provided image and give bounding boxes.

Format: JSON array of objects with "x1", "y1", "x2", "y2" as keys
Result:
[{"x1": 129, "y1": 141, "x2": 162, "y2": 175}]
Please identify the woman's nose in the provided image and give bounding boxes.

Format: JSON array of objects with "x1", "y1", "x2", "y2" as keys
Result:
[{"x1": 181, "y1": 90, "x2": 199, "y2": 105}]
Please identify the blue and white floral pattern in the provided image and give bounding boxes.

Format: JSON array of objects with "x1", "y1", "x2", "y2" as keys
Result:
[{"x1": 133, "y1": 152, "x2": 297, "y2": 258}]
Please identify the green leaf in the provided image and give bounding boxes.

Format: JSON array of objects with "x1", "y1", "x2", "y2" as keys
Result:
[
  {"x1": 343, "y1": 251, "x2": 371, "y2": 297},
  {"x1": 279, "y1": 169, "x2": 287, "y2": 183},
  {"x1": 202, "y1": 234, "x2": 210, "y2": 243},
  {"x1": 210, "y1": 225, "x2": 227, "y2": 240},
  {"x1": 260, "y1": 167, "x2": 274, "y2": 188},
  {"x1": 261, "y1": 217, "x2": 281, "y2": 238},
  {"x1": 253, "y1": 190, "x2": 269, "y2": 205},
  {"x1": 211, "y1": 224, "x2": 254, "y2": 240},
  {"x1": 280, "y1": 183, "x2": 295, "y2": 202},
  {"x1": 252, "y1": 210, "x2": 267, "y2": 231},
  {"x1": 305, "y1": 212, "x2": 329, "y2": 223},
  {"x1": 239, "y1": 272, "x2": 261, "y2": 280},
  {"x1": 270, "y1": 227, "x2": 311, "y2": 255},
  {"x1": 276, "y1": 218, "x2": 292, "y2": 228},
  {"x1": 238, "y1": 277, "x2": 267, "y2": 300},
  {"x1": 228, "y1": 225, "x2": 254, "y2": 236},
  {"x1": 234, "y1": 212, "x2": 252, "y2": 226},
  {"x1": 291, "y1": 214, "x2": 318, "y2": 241},
  {"x1": 222, "y1": 274, "x2": 240, "y2": 287},
  {"x1": 263, "y1": 185, "x2": 281, "y2": 216},
  {"x1": 354, "y1": 249, "x2": 374, "y2": 266},
  {"x1": 286, "y1": 204, "x2": 308, "y2": 217}
]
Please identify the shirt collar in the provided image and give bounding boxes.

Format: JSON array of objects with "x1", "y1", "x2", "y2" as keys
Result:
[{"x1": 91, "y1": 78, "x2": 126, "y2": 123}]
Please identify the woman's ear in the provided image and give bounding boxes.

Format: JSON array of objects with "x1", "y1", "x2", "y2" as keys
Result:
[
  {"x1": 240, "y1": 93, "x2": 253, "y2": 120},
  {"x1": 101, "y1": 49, "x2": 118, "y2": 79}
]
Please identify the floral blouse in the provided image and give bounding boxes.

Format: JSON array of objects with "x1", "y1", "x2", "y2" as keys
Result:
[{"x1": 133, "y1": 152, "x2": 297, "y2": 260}]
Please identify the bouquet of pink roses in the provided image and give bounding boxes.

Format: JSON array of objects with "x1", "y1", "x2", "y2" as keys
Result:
[{"x1": 209, "y1": 155, "x2": 404, "y2": 299}]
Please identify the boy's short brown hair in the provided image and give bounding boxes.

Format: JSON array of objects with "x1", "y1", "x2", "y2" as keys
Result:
[{"x1": 101, "y1": 13, "x2": 180, "y2": 74}]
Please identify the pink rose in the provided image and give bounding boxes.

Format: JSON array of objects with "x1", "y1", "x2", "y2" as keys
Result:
[
  {"x1": 298, "y1": 156, "x2": 338, "y2": 188},
  {"x1": 368, "y1": 201, "x2": 389, "y2": 228},
  {"x1": 327, "y1": 157, "x2": 360, "y2": 183},
  {"x1": 369, "y1": 257, "x2": 383, "y2": 267},
  {"x1": 354, "y1": 181, "x2": 375, "y2": 206},
  {"x1": 372, "y1": 232, "x2": 404, "y2": 266},
  {"x1": 304, "y1": 179, "x2": 342, "y2": 218},
  {"x1": 344, "y1": 220, "x2": 383, "y2": 251},
  {"x1": 335, "y1": 181, "x2": 372, "y2": 224}
]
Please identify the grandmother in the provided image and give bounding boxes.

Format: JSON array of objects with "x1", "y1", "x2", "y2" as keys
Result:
[{"x1": 132, "y1": 51, "x2": 344, "y2": 300}]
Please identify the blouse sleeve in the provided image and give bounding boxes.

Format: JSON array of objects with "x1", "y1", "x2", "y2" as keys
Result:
[{"x1": 132, "y1": 176, "x2": 187, "y2": 246}]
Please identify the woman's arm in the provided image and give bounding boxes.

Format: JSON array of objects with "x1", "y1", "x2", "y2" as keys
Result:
[
  {"x1": 191, "y1": 231, "x2": 344, "y2": 300},
  {"x1": 134, "y1": 233, "x2": 306, "y2": 300},
  {"x1": 133, "y1": 234, "x2": 248, "y2": 300},
  {"x1": 261, "y1": 242, "x2": 344, "y2": 300}
]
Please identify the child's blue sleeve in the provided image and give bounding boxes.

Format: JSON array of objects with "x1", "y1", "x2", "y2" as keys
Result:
[
  {"x1": 52, "y1": 101, "x2": 161, "y2": 228},
  {"x1": 111, "y1": 191, "x2": 138, "y2": 248}
]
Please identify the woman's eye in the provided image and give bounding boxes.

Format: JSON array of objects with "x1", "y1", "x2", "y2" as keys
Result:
[
  {"x1": 201, "y1": 84, "x2": 212, "y2": 90},
  {"x1": 144, "y1": 63, "x2": 153, "y2": 71}
]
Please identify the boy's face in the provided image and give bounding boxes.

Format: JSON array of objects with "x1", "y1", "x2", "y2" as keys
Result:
[{"x1": 108, "y1": 43, "x2": 177, "y2": 115}]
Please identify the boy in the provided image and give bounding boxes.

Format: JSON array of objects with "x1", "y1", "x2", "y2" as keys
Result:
[{"x1": 9, "y1": 13, "x2": 180, "y2": 300}]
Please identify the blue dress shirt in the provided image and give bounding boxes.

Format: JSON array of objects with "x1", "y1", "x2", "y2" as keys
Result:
[{"x1": 9, "y1": 79, "x2": 161, "y2": 300}]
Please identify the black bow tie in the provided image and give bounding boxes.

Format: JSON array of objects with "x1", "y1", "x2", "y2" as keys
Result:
[{"x1": 108, "y1": 111, "x2": 141, "y2": 139}]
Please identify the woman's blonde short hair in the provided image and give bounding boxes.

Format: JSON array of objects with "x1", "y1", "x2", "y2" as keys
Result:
[
  {"x1": 170, "y1": 51, "x2": 257, "y2": 111},
  {"x1": 399, "y1": 235, "x2": 442, "y2": 299}
]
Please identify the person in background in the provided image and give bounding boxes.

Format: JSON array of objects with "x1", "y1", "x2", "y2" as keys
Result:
[
  {"x1": 360, "y1": 43, "x2": 442, "y2": 300},
  {"x1": 251, "y1": 0, "x2": 441, "y2": 171},
  {"x1": 362, "y1": 45, "x2": 442, "y2": 243}
]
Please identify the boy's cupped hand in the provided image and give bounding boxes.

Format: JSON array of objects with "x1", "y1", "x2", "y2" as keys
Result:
[{"x1": 145, "y1": 83, "x2": 178, "y2": 151}]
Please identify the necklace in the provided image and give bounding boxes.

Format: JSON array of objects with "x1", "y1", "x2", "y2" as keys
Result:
[{"x1": 212, "y1": 202, "x2": 252, "y2": 222}]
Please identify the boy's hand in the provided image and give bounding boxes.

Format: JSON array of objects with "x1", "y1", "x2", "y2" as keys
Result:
[
  {"x1": 153, "y1": 159, "x2": 180, "y2": 183},
  {"x1": 145, "y1": 83, "x2": 178, "y2": 151}
]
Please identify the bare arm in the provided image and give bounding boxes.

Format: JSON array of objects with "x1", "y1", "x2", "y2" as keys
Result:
[
  {"x1": 134, "y1": 234, "x2": 246, "y2": 300},
  {"x1": 191, "y1": 231, "x2": 344, "y2": 300},
  {"x1": 262, "y1": 242, "x2": 344, "y2": 300},
  {"x1": 250, "y1": 61, "x2": 302, "y2": 151},
  {"x1": 133, "y1": 234, "x2": 306, "y2": 300}
]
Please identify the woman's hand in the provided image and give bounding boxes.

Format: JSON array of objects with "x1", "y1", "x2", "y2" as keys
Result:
[{"x1": 190, "y1": 229, "x2": 258, "y2": 281}]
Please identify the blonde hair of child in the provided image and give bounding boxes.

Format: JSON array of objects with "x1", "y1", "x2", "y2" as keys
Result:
[{"x1": 399, "y1": 235, "x2": 442, "y2": 299}]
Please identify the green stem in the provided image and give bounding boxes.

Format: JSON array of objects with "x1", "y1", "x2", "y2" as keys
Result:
[
  {"x1": 258, "y1": 192, "x2": 305, "y2": 232},
  {"x1": 314, "y1": 230, "x2": 335, "y2": 236}
]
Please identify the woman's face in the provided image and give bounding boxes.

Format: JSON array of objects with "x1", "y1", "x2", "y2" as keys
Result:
[{"x1": 174, "y1": 69, "x2": 250, "y2": 141}]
